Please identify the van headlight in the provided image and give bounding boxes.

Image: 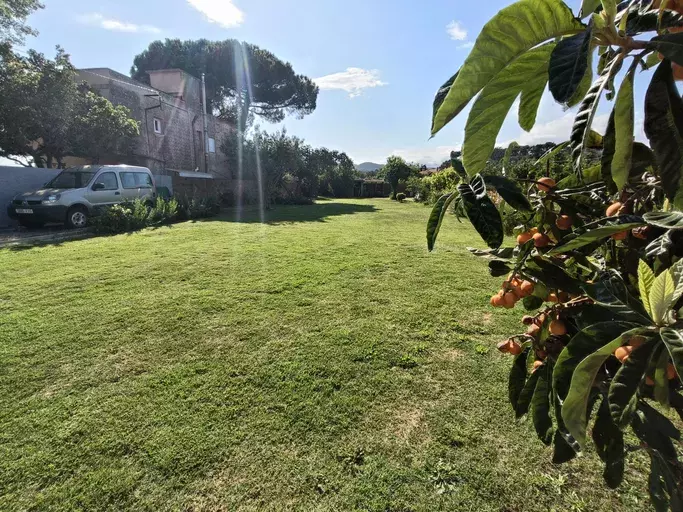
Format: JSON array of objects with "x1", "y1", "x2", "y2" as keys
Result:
[{"x1": 42, "y1": 194, "x2": 60, "y2": 204}]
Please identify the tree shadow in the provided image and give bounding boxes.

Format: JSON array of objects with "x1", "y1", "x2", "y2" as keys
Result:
[{"x1": 213, "y1": 201, "x2": 380, "y2": 224}]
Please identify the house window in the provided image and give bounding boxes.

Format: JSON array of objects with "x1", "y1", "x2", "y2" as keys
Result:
[
  {"x1": 153, "y1": 118, "x2": 162, "y2": 134},
  {"x1": 208, "y1": 137, "x2": 216, "y2": 153}
]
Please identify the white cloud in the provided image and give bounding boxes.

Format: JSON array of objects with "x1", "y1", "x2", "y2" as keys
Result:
[
  {"x1": 314, "y1": 68, "x2": 387, "y2": 98},
  {"x1": 447, "y1": 21, "x2": 467, "y2": 41},
  {"x1": 500, "y1": 112, "x2": 610, "y2": 147},
  {"x1": 186, "y1": 0, "x2": 244, "y2": 28},
  {"x1": 78, "y1": 13, "x2": 161, "y2": 34},
  {"x1": 457, "y1": 41, "x2": 475, "y2": 50},
  {"x1": 391, "y1": 145, "x2": 461, "y2": 167}
]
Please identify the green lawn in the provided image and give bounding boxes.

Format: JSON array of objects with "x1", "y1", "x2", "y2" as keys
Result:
[{"x1": 0, "y1": 199, "x2": 649, "y2": 511}]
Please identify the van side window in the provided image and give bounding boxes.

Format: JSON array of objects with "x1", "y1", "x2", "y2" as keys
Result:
[
  {"x1": 95, "y1": 172, "x2": 118, "y2": 190},
  {"x1": 120, "y1": 172, "x2": 153, "y2": 189}
]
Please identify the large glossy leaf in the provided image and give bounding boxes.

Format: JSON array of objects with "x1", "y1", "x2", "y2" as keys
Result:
[
  {"x1": 612, "y1": 68, "x2": 635, "y2": 192},
  {"x1": 426, "y1": 192, "x2": 458, "y2": 251},
  {"x1": 626, "y1": 8, "x2": 683, "y2": 35},
  {"x1": 554, "y1": 321, "x2": 639, "y2": 401},
  {"x1": 580, "y1": 0, "x2": 601, "y2": 17},
  {"x1": 649, "y1": 267, "x2": 675, "y2": 325},
  {"x1": 646, "y1": 32, "x2": 683, "y2": 66},
  {"x1": 466, "y1": 246, "x2": 515, "y2": 260},
  {"x1": 571, "y1": 55, "x2": 623, "y2": 174},
  {"x1": 582, "y1": 270, "x2": 652, "y2": 324},
  {"x1": 653, "y1": 346, "x2": 671, "y2": 406},
  {"x1": 431, "y1": 0, "x2": 584, "y2": 135},
  {"x1": 462, "y1": 44, "x2": 554, "y2": 176},
  {"x1": 572, "y1": 62, "x2": 597, "y2": 113},
  {"x1": 458, "y1": 175, "x2": 504, "y2": 249},
  {"x1": 660, "y1": 328, "x2": 683, "y2": 381},
  {"x1": 608, "y1": 338, "x2": 658, "y2": 427},
  {"x1": 638, "y1": 259, "x2": 656, "y2": 319},
  {"x1": 644, "y1": 210, "x2": 683, "y2": 229},
  {"x1": 547, "y1": 215, "x2": 645, "y2": 255},
  {"x1": 592, "y1": 398, "x2": 625, "y2": 489},
  {"x1": 601, "y1": 111, "x2": 618, "y2": 194},
  {"x1": 516, "y1": 367, "x2": 542, "y2": 418},
  {"x1": 549, "y1": 27, "x2": 593, "y2": 104},
  {"x1": 536, "y1": 141, "x2": 569, "y2": 166},
  {"x1": 562, "y1": 326, "x2": 646, "y2": 448},
  {"x1": 484, "y1": 175, "x2": 532, "y2": 211},
  {"x1": 531, "y1": 363, "x2": 554, "y2": 445},
  {"x1": 519, "y1": 72, "x2": 546, "y2": 131},
  {"x1": 670, "y1": 258, "x2": 683, "y2": 305},
  {"x1": 644, "y1": 60, "x2": 683, "y2": 210},
  {"x1": 431, "y1": 71, "x2": 459, "y2": 136},
  {"x1": 509, "y1": 346, "x2": 531, "y2": 408}
]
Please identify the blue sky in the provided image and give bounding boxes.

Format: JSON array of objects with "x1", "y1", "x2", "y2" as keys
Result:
[{"x1": 21, "y1": 0, "x2": 652, "y2": 166}]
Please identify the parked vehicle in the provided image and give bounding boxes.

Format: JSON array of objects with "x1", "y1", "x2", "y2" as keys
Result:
[{"x1": 8, "y1": 165, "x2": 157, "y2": 228}]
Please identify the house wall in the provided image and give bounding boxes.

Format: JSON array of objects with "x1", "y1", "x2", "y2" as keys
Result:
[{"x1": 76, "y1": 68, "x2": 232, "y2": 177}]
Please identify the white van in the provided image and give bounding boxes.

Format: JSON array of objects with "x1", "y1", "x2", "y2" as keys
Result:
[{"x1": 9, "y1": 165, "x2": 157, "y2": 228}]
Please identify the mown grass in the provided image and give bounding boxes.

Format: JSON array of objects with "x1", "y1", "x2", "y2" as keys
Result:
[{"x1": 0, "y1": 199, "x2": 651, "y2": 511}]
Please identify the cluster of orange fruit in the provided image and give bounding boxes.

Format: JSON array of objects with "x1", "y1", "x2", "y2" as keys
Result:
[
  {"x1": 490, "y1": 276, "x2": 535, "y2": 308},
  {"x1": 614, "y1": 336, "x2": 678, "y2": 383},
  {"x1": 497, "y1": 312, "x2": 568, "y2": 372}
]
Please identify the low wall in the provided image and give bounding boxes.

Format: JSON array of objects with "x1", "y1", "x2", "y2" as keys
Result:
[{"x1": 0, "y1": 166, "x2": 61, "y2": 228}]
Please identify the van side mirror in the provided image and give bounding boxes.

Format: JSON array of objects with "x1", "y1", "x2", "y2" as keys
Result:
[{"x1": 92, "y1": 183, "x2": 105, "y2": 191}]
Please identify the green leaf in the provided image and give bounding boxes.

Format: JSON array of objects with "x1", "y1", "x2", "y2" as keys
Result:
[
  {"x1": 580, "y1": 0, "x2": 601, "y2": 17},
  {"x1": 654, "y1": 346, "x2": 671, "y2": 406},
  {"x1": 523, "y1": 295, "x2": 545, "y2": 311},
  {"x1": 431, "y1": 71, "x2": 459, "y2": 138},
  {"x1": 509, "y1": 346, "x2": 531, "y2": 408},
  {"x1": 519, "y1": 72, "x2": 546, "y2": 131},
  {"x1": 462, "y1": 43, "x2": 555, "y2": 176},
  {"x1": 549, "y1": 27, "x2": 593, "y2": 104},
  {"x1": 502, "y1": 142, "x2": 519, "y2": 174},
  {"x1": 644, "y1": 210, "x2": 683, "y2": 229},
  {"x1": 660, "y1": 328, "x2": 683, "y2": 382},
  {"x1": 554, "y1": 321, "x2": 639, "y2": 401},
  {"x1": 625, "y1": 8, "x2": 683, "y2": 35},
  {"x1": 430, "y1": 0, "x2": 584, "y2": 135},
  {"x1": 484, "y1": 175, "x2": 532, "y2": 211},
  {"x1": 488, "y1": 259, "x2": 512, "y2": 277},
  {"x1": 612, "y1": 68, "x2": 635, "y2": 192},
  {"x1": 601, "y1": 0, "x2": 617, "y2": 21},
  {"x1": 531, "y1": 363, "x2": 554, "y2": 445},
  {"x1": 516, "y1": 367, "x2": 542, "y2": 418},
  {"x1": 566, "y1": 49, "x2": 594, "y2": 108},
  {"x1": 609, "y1": 338, "x2": 658, "y2": 427},
  {"x1": 601, "y1": 110, "x2": 618, "y2": 194},
  {"x1": 547, "y1": 215, "x2": 645, "y2": 255},
  {"x1": 466, "y1": 246, "x2": 515, "y2": 260},
  {"x1": 649, "y1": 268, "x2": 675, "y2": 325},
  {"x1": 646, "y1": 32, "x2": 683, "y2": 67},
  {"x1": 669, "y1": 258, "x2": 683, "y2": 305},
  {"x1": 644, "y1": 60, "x2": 683, "y2": 210},
  {"x1": 571, "y1": 55, "x2": 623, "y2": 174},
  {"x1": 458, "y1": 175, "x2": 504, "y2": 249},
  {"x1": 426, "y1": 192, "x2": 458, "y2": 251},
  {"x1": 536, "y1": 141, "x2": 569, "y2": 166},
  {"x1": 638, "y1": 259, "x2": 656, "y2": 319},
  {"x1": 562, "y1": 326, "x2": 646, "y2": 448},
  {"x1": 592, "y1": 398, "x2": 625, "y2": 489},
  {"x1": 450, "y1": 151, "x2": 468, "y2": 180}
]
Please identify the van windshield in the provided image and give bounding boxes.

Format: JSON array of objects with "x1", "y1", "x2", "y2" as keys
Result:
[{"x1": 45, "y1": 170, "x2": 96, "y2": 189}]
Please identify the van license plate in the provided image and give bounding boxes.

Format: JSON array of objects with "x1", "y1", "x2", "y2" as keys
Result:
[{"x1": 16, "y1": 209, "x2": 33, "y2": 214}]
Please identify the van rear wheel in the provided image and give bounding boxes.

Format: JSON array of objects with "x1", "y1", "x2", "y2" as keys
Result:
[{"x1": 66, "y1": 206, "x2": 88, "y2": 229}]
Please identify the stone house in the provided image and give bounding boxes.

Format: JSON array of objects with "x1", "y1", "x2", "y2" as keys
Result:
[{"x1": 66, "y1": 67, "x2": 253, "y2": 199}]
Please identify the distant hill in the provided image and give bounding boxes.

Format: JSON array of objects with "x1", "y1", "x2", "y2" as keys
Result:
[{"x1": 356, "y1": 162, "x2": 382, "y2": 172}]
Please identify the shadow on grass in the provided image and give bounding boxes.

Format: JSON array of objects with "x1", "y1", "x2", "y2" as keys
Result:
[{"x1": 212, "y1": 201, "x2": 380, "y2": 224}]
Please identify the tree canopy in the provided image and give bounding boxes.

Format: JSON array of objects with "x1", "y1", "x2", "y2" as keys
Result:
[
  {"x1": 0, "y1": 47, "x2": 139, "y2": 167},
  {"x1": 131, "y1": 39, "x2": 319, "y2": 125},
  {"x1": 0, "y1": 0, "x2": 43, "y2": 45}
]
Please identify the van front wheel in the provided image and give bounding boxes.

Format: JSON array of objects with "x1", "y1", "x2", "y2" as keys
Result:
[{"x1": 66, "y1": 206, "x2": 88, "y2": 229}]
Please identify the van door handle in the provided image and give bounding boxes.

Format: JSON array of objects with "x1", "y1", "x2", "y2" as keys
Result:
[{"x1": 115, "y1": 192, "x2": 121, "y2": 195}]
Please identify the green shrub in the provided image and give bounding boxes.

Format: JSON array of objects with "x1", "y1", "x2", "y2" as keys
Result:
[
  {"x1": 176, "y1": 196, "x2": 220, "y2": 221},
  {"x1": 396, "y1": 193, "x2": 406, "y2": 203},
  {"x1": 92, "y1": 197, "x2": 179, "y2": 234}
]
